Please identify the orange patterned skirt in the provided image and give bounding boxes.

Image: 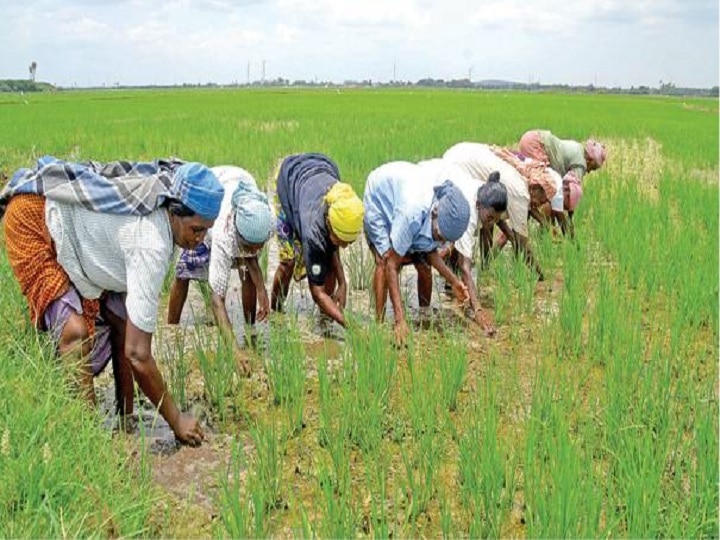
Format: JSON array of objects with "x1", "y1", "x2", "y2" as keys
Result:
[{"x1": 4, "y1": 194, "x2": 98, "y2": 335}]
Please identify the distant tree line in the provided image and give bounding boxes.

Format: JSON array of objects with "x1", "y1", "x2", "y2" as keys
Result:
[
  {"x1": 1, "y1": 77, "x2": 717, "y2": 98},
  {"x1": 0, "y1": 79, "x2": 55, "y2": 93}
]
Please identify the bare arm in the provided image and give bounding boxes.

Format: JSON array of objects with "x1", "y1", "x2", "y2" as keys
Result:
[
  {"x1": 125, "y1": 320, "x2": 203, "y2": 445},
  {"x1": 427, "y1": 249, "x2": 468, "y2": 304},
  {"x1": 384, "y1": 249, "x2": 406, "y2": 328},
  {"x1": 553, "y1": 210, "x2": 575, "y2": 239},
  {"x1": 246, "y1": 257, "x2": 270, "y2": 321},
  {"x1": 210, "y1": 291, "x2": 237, "y2": 348},
  {"x1": 330, "y1": 250, "x2": 347, "y2": 309},
  {"x1": 309, "y1": 283, "x2": 346, "y2": 326},
  {"x1": 529, "y1": 203, "x2": 552, "y2": 230}
]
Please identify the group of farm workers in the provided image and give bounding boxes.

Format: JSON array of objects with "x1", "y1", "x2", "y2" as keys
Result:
[{"x1": 0, "y1": 130, "x2": 606, "y2": 446}]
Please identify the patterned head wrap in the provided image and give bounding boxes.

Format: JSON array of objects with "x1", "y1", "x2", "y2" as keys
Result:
[
  {"x1": 585, "y1": 139, "x2": 607, "y2": 168},
  {"x1": 232, "y1": 180, "x2": 273, "y2": 244},
  {"x1": 563, "y1": 173, "x2": 584, "y2": 211},
  {"x1": 172, "y1": 163, "x2": 223, "y2": 220}
]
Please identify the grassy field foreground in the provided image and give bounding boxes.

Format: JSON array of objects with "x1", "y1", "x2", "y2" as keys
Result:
[{"x1": 0, "y1": 88, "x2": 717, "y2": 537}]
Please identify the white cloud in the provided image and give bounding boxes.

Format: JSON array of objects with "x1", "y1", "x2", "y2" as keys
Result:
[{"x1": 0, "y1": 0, "x2": 716, "y2": 87}]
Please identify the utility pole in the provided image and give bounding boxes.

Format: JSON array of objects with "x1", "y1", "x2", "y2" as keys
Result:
[
  {"x1": 392, "y1": 61, "x2": 396, "y2": 83},
  {"x1": 247, "y1": 61, "x2": 250, "y2": 84},
  {"x1": 262, "y1": 60, "x2": 266, "y2": 83}
]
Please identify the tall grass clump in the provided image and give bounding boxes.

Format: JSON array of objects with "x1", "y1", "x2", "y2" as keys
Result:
[
  {"x1": 0, "y1": 252, "x2": 156, "y2": 537},
  {"x1": 436, "y1": 329, "x2": 468, "y2": 412},
  {"x1": 523, "y1": 368, "x2": 603, "y2": 538},
  {"x1": 193, "y1": 329, "x2": 243, "y2": 425},
  {"x1": 400, "y1": 341, "x2": 444, "y2": 521},
  {"x1": 216, "y1": 439, "x2": 261, "y2": 538},
  {"x1": 459, "y1": 371, "x2": 514, "y2": 538},
  {"x1": 342, "y1": 319, "x2": 397, "y2": 453},
  {"x1": 557, "y1": 239, "x2": 587, "y2": 360},
  {"x1": 155, "y1": 325, "x2": 190, "y2": 411},
  {"x1": 265, "y1": 314, "x2": 306, "y2": 435}
]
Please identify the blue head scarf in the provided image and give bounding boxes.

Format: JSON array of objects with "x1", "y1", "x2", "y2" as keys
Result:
[
  {"x1": 434, "y1": 180, "x2": 470, "y2": 242},
  {"x1": 172, "y1": 163, "x2": 223, "y2": 220},
  {"x1": 232, "y1": 180, "x2": 273, "y2": 244}
]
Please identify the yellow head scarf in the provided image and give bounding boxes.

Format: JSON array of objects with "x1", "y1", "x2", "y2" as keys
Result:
[{"x1": 325, "y1": 182, "x2": 364, "y2": 242}]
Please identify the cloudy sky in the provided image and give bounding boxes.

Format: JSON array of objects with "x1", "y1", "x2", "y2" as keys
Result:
[{"x1": 2, "y1": 0, "x2": 718, "y2": 88}]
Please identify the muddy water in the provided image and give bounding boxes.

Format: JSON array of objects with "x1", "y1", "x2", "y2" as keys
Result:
[
  {"x1": 96, "y1": 239, "x2": 473, "y2": 448},
  {"x1": 94, "y1": 237, "x2": 510, "y2": 536}
]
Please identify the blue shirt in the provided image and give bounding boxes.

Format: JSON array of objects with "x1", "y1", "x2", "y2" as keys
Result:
[{"x1": 363, "y1": 161, "x2": 439, "y2": 257}]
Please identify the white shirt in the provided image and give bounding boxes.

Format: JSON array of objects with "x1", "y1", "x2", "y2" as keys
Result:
[
  {"x1": 206, "y1": 166, "x2": 264, "y2": 298},
  {"x1": 46, "y1": 201, "x2": 173, "y2": 333},
  {"x1": 547, "y1": 167, "x2": 564, "y2": 212},
  {"x1": 443, "y1": 142, "x2": 531, "y2": 237}
]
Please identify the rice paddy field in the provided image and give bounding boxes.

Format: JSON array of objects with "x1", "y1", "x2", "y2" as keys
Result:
[{"x1": 0, "y1": 88, "x2": 717, "y2": 538}]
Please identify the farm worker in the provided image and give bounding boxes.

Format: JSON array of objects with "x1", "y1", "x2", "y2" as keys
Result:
[
  {"x1": 0, "y1": 156, "x2": 223, "y2": 447},
  {"x1": 417, "y1": 158, "x2": 508, "y2": 336},
  {"x1": 518, "y1": 129, "x2": 607, "y2": 216},
  {"x1": 270, "y1": 153, "x2": 364, "y2": 327},
  {"x1": 489, "y1": 146, "x2": 573, "y2": 237},
  {"x1": 443, "y1": 142, "x2": 545, "y2": 280},
  {"x1": 167, "y1": 166, "x2": 274, "y2": 361},
  {"x1": 363, "y1": 161, "x2": 471, "y2": 345}
]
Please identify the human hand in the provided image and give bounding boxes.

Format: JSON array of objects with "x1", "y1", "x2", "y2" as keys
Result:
[
  {"x1": 173, "y1": 413, "x2": 204, "y2": 446},
  {"x1": 332, "y1": 283, "x2": 347, "y2": 309},
  {"x1": 257, "y1": 291, "x2": 270, "y2": 322},
  {"x1": 452, "y1": 281, "x2": 469, "y2": 304},
  {"x1": 394, "y1": 320, "x2": 410, "y2": 346},
  {"x1": 474, "y1": 308, "x2": 496, "y2": 337},
  {"x1": 235, "y1": 346, "x2": 252, "y2": 376}
]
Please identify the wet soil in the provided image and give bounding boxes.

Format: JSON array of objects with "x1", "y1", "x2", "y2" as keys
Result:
[{"x1": 95, "y1": 241, "x2": 565, "y2": 537}]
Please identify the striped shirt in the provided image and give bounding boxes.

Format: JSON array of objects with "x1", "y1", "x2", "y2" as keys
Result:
[{"x1": 45, "y1": 201, "x2": 173, "y2": 333}]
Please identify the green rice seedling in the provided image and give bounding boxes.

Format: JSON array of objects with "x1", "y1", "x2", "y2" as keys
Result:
[
  {"x1": 296, "y1": 496, "x2": 314, "y2": 540},
  {"x1": 363, "y1": 453, "x2": 393, "y2": 538},
  {"x1": 317, "y1": 466, "x2": 356, "y2": 538},
  {"x1": 588, "y1": 269, "x2": 619, "y2": 365},
  {"x1": 489, "y1": 254, "x2": 511, "y2": 325},
  {"x1": 216, "y1": 439, "x2": 254, "y2": 538},
  {"x1": 343, "y1": 319, "x2": 397, "y2": 453},
  {"x1": 249, "y1": 420, "x2": 285, "y2": 512},
  {"x1": 317, "y1": 353, "x2": 333, "y2": 448},
  {"x1": 460, "y1": 373, "x2": 512, "y2": 538},
  {"x1": 523, "y1": 369, "x2": 603, "y2": 538},
  {"x1": 405, "y1": 342, "x2": 439, "y2": 439},
  {"x1": 194, "y1": 329, "x2": 240, "y2": 424},
  {"x1": 604, "y1": 343, "x2": 673, "y2": 537},
  {"x1": 557, "y1": 240, "x2": 587, "y2": 360},
  {"x1": 265, "y1": 315, "x2": 306, "y2": 435},
  {"x1": 689, "y1": 391, "x2": 720, "y2": 537},
  {"x1": 510, "y1": 252, "x2": 536, "y2": 318},
  {"x1": 400, "y1": 430, "x2": 442, "y2": 522},
  {"x1": 156, "y1": 325, "x2": 190, "y2": 411},
  {"x1": 439, "y1": 487, "x2": 453, "y2": 539},
  {"x1": 436, "y1": 329, "x2": 467, "y2": 412},
  {"x1": 401, "y1": 344, "x2": 443, "y2": 522},
  {"x1": 344, "y1": 240, "x2": 374, "y2": 292},
  {"x1": 317, "y1": 355, "x2": 352, "y2": 494},
  {"x1": 259, "y1": 244, "x2": 269, "y2": 280}
]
